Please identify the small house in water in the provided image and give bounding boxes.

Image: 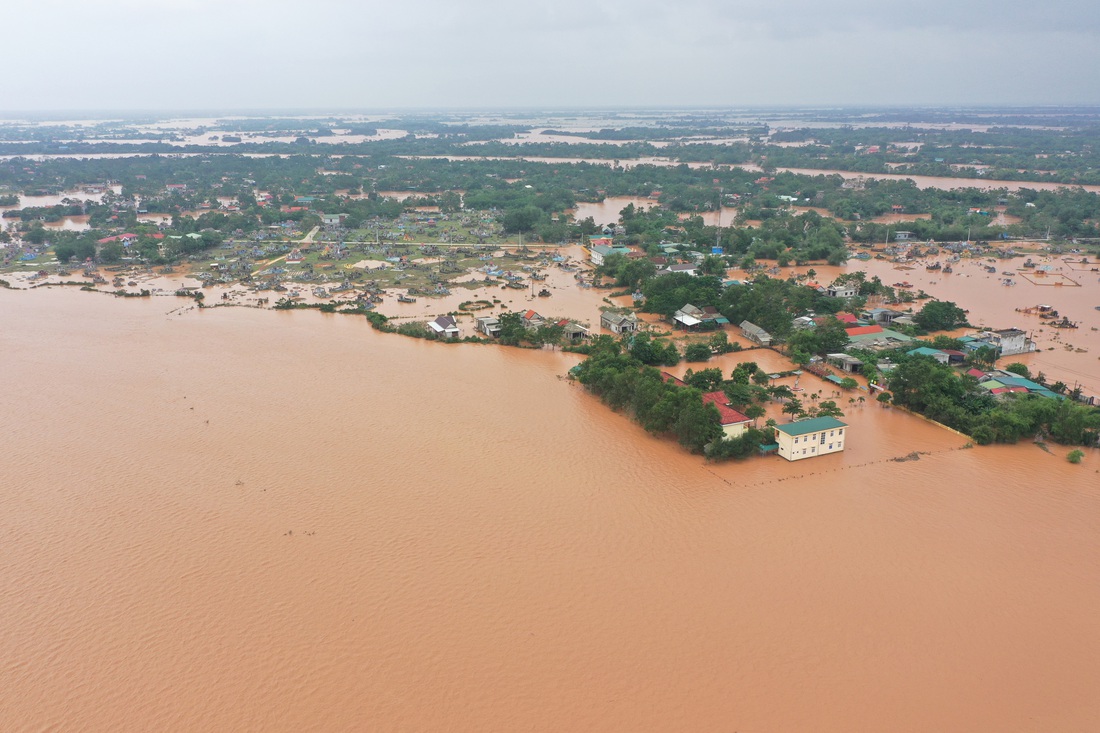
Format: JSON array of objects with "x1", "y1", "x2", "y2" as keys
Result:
[
  {"x1": 476, "y1": 316, "x2": 501, "y2": 338},
  {"x1": 739, "y1": 320, "x2": 772, "y2": 346},
  {"x1": 775, "y1": 417, "x2": 847, "y2": 461},
  {"x1": 601, "y1": 311, "x2": 639, "y2": 334},
  {"x1": 520, "y1": 309, "x2": 546, "y2": 331},
  {"x1": 428, "y1": 315, "x2": 460, "y2": 339},
  {"x1": 557, "y1": 319, "x2": 589, "y2": 343},
  {"x1": 826, "y1": 353, "x2": 864, "y2": 373}
]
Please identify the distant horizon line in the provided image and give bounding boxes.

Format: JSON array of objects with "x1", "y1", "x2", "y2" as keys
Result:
[{"x1": 3, "y1": 103, "x2": 1100, "y2": 119}]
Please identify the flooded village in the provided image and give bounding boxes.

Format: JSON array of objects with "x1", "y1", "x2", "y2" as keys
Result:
[{"x1": 3, "y1": 109, "x2": 1100, "y2": 732}]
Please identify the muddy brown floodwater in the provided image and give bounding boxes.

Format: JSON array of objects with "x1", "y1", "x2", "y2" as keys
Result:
[{"x1": 2, "y1": 288, "x2": 1100, "y2": 732}]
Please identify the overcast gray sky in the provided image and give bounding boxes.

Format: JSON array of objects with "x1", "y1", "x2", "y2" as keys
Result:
[{"x1": 6, "y1": 0, "x2": 1099, "y2": 110}]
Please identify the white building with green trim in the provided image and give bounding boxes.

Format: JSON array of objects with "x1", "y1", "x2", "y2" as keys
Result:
[{"x1": 774, "y1": 416, "x2": 847, "y2": 461}]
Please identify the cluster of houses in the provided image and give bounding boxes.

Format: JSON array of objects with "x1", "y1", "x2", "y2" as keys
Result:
[
  {"x1": 819, "y1": 326, "x2": 1035, "y2": 389},
  {"x1": 968, "y1": 368, "x2": 1063, "y2": 400},
  {"x1": 428, "y1": 309, "x2": 593, "y2": 342},
  {"x1": 587, "y1": 236, "x2": 709, "y2": 279},
  {"x1": 663, "y1": 371, "x2": 850, "y2": 462}
]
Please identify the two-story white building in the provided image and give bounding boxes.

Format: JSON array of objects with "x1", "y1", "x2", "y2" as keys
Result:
[
  {"x1": 981, "y1": 328, "x2": 1035, "y2": 357},
  {"x1": 826, "y1": 281, "x2": 859, "y2": 299},
  {"x1": 774, "y1": 416, "x2": 847, "y2": 461}
]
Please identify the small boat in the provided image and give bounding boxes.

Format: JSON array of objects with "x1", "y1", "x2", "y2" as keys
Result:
[
  {"x1": 397, "y1": 294, "x2": 416, "y2": 303},
  {"x1": 943, "y1": 265, "x2": 953, "y2": 274},
  {"x1": 538, "y1": 288, "x2": 551, "y2": 297}
]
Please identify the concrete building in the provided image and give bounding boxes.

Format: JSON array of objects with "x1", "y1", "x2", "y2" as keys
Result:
[
  {"x1": 775, "y1": 417, "x2": 847, "y2": 461},
  {"x1": 476, "y1": 316, "x2": 501, "y2": 338},
  {"x1": 826, "y1": 282, "x2": 858, "y2": 299},
  {"x1": 981, "y1": 328, "x2": 1035, "y2": 357}
]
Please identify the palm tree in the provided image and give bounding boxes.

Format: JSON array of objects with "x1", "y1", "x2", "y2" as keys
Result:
[{"x1": 782, "y1": 398, "x2": 804, "y2": 422}]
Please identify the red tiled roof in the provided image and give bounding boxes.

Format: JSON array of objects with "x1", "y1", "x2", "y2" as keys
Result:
[
  {"x1": 702, "y1": 391, "x2": 751, "y2": 425},
  {"x1": 835, "y1": 312, "x2": 859, "y2": 324},
  {"x1": 966, "y1": 368, "x2": 987, "y2": 378},
  {"x1": 846, "y1": 325, "x2": 884, "y2": 336},
  {"x1": 661, "y1": 371, "x2": 686, "y2": 387}
]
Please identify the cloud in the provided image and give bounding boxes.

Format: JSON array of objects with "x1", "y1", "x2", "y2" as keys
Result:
[{"x1": 3, "y1": 0, "x2": 1100, "y2": 108}]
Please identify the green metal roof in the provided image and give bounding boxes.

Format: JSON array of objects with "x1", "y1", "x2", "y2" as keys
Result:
[{"x1": 775, "y1": 416, "x2": 847, "y2": 436}]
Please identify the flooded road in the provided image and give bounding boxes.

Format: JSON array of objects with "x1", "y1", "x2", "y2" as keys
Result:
[{"x1": 2, "y1": 288, "x2": 1099, "y2": 732}]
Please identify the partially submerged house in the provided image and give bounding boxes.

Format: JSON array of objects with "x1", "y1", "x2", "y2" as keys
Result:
[
  {"x1": 601, "y1": 311, "x2": 639, "y2": 334},
  {"x1": 973, "y1": 328, "x2": 1036, "y2": 357},
  {"x1": 702, "y1": 392, "x2": 752, "y2": 438},
  {"x1": 739, "y1": 320, "x2": 773, "y2": 346},
  {"x1": 428, "y1": 315, "x2": 460, "y2": 338},
  {"x1": 673, "y1": 303, "x2": 729, "y2": 330},
  {"x1": 476, "y1": 316, "x2": 501, "y2": 338},
  {"x1": 520, "y1": 309, "x2": 546, "y2": 331},
  {"x1": 825, "y1": 353, "x2": 864, "y2": 373},
  {"x1": 557, "y1": 319, "x2": 589, "y2": 343},
  {"x1": 775, "y1": 416, "x2": 847, "y2": 461},
  {"x1": 588, "y1": 240, "x2": 631, "y2": 265}
]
